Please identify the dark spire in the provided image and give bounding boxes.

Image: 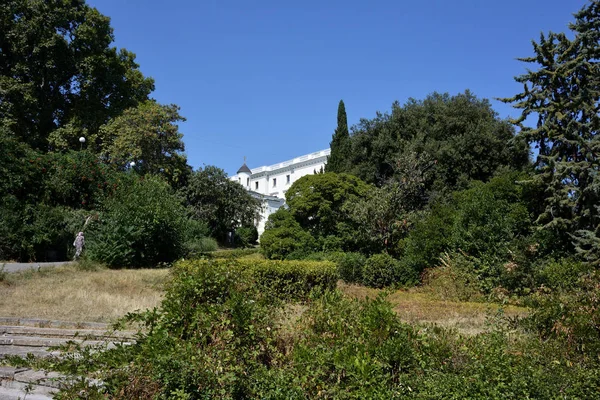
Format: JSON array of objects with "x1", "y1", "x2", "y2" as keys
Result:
[{"x1": 237, "y1": 157, "x2": 251, "y2": 174}]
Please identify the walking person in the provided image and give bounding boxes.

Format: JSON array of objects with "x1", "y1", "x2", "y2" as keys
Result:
[{"x1": 73, "y1": 232, "x2": 85, "y2": 260}]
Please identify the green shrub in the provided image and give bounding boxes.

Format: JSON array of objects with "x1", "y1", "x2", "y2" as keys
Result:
[
  {"x1": 362, "y1": 253, "x2": 413, "y2": 288},
  {"x1": 399, "y1": 204, "x2": 455, "y2": 276},
  {"x1": 328, "y1": 251, "x2": 366, "y2": 284},
  {"x1": 185, "y1": 236, "x2": 218, "y2": 256},
  {"x1": 422, "y1": 252, "x2": 484, "y2": 301},
  {"x1": 42, "y1": 150, "x2": 119, "y2": 209},
  {"x1": 450, "y1": 173, "x2": 531, "y2": 260},
  {"x1": 537, "y1": 258, "x2": 593, "y2": 291},
  {"x1": 260, "y1": 209, "x2": 316, "y2": 259},
  {"x1": 235, "y1": 225, "x2": 258, "y2": 248},
  {"x1": 0, "y1": 195, "x2": 27, "y2": 260},
  {"x1": 400, "y1": 172, "x2": 535, "y2": 287},
  {"x1": 524, "y1": 271, "x2": 600, "y2": 355},
  {"x1": 248, "y1": 259, "x2": 338, "y2": 301},
  {"x1": 25, "y1": 261, "x2": 600, "y2": 399},
  {"x1": 172, "y1": 258, "x2": 337, "y2": 303},
  {"x1": 207, "y1": 248, "x2": 260, "y2": 259},
  {"x1": 86, "y1": 175, "x2": 186, "y2": 268}
]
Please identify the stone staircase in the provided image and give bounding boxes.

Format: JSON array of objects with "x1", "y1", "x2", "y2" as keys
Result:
[{"x1": 0, "y1": 317, "x2": 136, "y2": 399}]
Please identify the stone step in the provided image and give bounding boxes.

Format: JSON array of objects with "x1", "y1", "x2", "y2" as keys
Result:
[
  {"x1": 0, "y1": 326, "x2": 135, "y2": 341},
  {"x1": 0, "y1": 346, "x2": 58, "y2": 359},
  {"x1": 0, "y1": 385, "x2": 53, "y2": 400},
  {"x1": 0, "y1": 317, "x2": 109, "y2": 330},
  {"x1": 0, "y1": 367, "x2": 66, "y2": 399},
  {"x1": 0, "y1": 336, "x2": 126, "y2": 348}
]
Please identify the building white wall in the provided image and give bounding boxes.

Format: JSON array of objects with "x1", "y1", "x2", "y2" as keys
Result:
[{"x1": 231, "y1": 149, "x2": 330, "y2": 237}]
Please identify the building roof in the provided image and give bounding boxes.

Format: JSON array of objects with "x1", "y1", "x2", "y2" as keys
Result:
[{"x1": 237, "y1": 163, "x2": 252, "y2": 174}]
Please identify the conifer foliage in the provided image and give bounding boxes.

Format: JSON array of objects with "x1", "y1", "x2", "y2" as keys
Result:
[
  {"x1": 326, "y1": 100, "x2": 350, "y2": 173},
  {"x1": 503, "y1": 1, "x2": 600, "y2": 263}
]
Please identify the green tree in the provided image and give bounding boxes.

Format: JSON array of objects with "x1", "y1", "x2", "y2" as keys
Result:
[
  {"x1": 346, "y1": 91, "x2": 529, "y2": 190},
  {"x1": 182, "y1": 166, "x2": 260, "y2": 243},
  {"x1": 97, "y1": 101, "x2": 190, "y2": 187},
  {"x1": 326, "y1": 100, "x2": 350, "y2": 173},
  {"x1": 502, "y1": 1, "x2": 600, "y2": 262},
  {"x1": 260, "y1": 209, "x2": 316, "y2": 259},
  {"x1": 0, "y1": 0, "x2": 154, "y2": 149},
  {"x1": 346, "y1": 182, "x2": 413, "y2": 255},
  {"x1": 0, "y1": 125, "x2": 44, "y2": 201},
  {"x1": 285, "y1": 173, "x2": 371, "y2": 240},
  {"x1": 86, "y1": 175, "x2": 187, "y2": 268}
]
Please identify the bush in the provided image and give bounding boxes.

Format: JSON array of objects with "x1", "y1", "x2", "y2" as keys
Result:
[
  {"x1": 86, "y1": 175, "x2": 187, "y2": 268},
  {"x1": 42, "y1": 150, "x2": 119, "y2": 209},
  {"x1": 207, "y1": 248, "x2": 260, "y2": 259},
  {"x1": 185, "y1": 237, "x2": 218, "y2": 256},
  {"x1": 26, "y1": 259, "x2": 600, "y2": 399},
  {"x1": 260, "y1": 209, "x2": 316, "y2": 259},
  {"x1": 235, "y1": 225, "x2": 258, "y2": 248},
  {"x1": 422, "y1": 252, "x2": 484, "y2": 301},
  {"x1": 248, "y1": 259, "x2": 338, "y2": 300},
  {"x1": 400, "y1": 171, "x2": 534, "y2": 286},
  {"x1": 399, "y1": 204, "x2": 455, "y2": 276},
  {"x1": 450, "y1": 172, "x2": 531, "y2": 260},
  {"x1": 362, "y1": 253, "x2": 415, "y2": 288},
  {"x1": 524, "y1": 271, "x2": 600, "y2": 355},
  {"x1": 536, "y1": 258, "x2": 593, "y2": 291},
  {"x1": 327, "y1": 251, "x2": 366, "y2": 284},
  {"x1": 173, "y1": 259, "x2": 337, "y2": 302},
  {"x1": 0, "y1": 199, "x2": 88, "y2": 262}
]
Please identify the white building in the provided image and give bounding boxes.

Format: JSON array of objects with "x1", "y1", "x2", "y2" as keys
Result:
[{"x1": 231, "y1": 149, "x2": 330, "y2": 236}]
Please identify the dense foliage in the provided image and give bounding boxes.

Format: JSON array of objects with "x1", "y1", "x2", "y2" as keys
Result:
[
  {"x1": 0, "y1": 1, "x2": 267, "y2": 262},
  {"x1": 260, "y1": 209, "x2": 317, "y2": 259},
  {"x1": 97, "y1": 101, "x2": 190, "y2": 188},
  {"x1": 0, "y1": 0, "x2": 154, "y2": 150},
  {"x1": 502, "y1": 1, "x2": 600, "y2": 264},
  {"x1": 344, "y1": 90, "x2": 529, "y2": 190},
  {"x1": 181, "y1": 165, "x2": 261, "y2": 244},
  {"x1": 29, "y1": 258, "x2": 600, "y2": 399},
  {"x1": 85, "y1": 175, "x2": 187, "y2": 268}
]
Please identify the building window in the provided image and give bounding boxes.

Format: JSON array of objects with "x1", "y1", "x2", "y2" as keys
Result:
[
  {"x1": 255, "y1": 181, "x2": 259, "y2": 190},
  {"x1": 247, "y1": 177, "x2": 249, "y2": 186},
  {"x1": 272, "y1": 178, "x2": 277, "y2": 187},
  {"x1": 286, "y1": 175, "x2": 290, "y2": 184},
  {"x1": 238, "y1": 178, "x2": 241, "y2": 183}
]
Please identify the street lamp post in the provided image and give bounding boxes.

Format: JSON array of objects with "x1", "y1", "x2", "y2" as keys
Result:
[{"x1": 79, "y1": 136, "x2": 86, "y2": 150}]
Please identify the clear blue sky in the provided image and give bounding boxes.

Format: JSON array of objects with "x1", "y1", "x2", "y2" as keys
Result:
[{"x1": 87, "y1": 0, "x2": 585, "y2": 176}]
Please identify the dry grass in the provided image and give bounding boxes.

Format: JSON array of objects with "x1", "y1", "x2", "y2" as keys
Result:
[
  {"x1": 0, "y1": 263, "x2": 529, "y2": 335},
  {"x1": 339, "y1": 282, "x2": 529, "y2": 335},
  {"x1": 0, "y1": 264, "x2": 170, "y2": 323}
]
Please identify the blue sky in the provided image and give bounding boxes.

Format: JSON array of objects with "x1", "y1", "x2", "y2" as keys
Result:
[{"x1": 87, "y1": 0, "x2": 585, "y2": 176}]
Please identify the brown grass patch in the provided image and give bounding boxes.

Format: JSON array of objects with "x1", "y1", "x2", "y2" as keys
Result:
[
  {"x1": 338, "y1": 282, "x2": 528, "y2": 335},
  {"x1": 0, "y1": 265, "x2": 170, "y2": 323}
]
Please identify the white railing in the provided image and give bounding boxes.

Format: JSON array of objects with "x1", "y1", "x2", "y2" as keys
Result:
[{"x1": 250, "y1": 149, "x2": 330, "y2": 174}]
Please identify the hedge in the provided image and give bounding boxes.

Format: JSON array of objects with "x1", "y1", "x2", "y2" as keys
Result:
[{"x1": 172, "y1": 258, "x2": 337, "y2": 301}]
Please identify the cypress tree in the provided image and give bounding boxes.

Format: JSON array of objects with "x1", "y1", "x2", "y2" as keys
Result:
[
  {"x1": 502, "y1": 1, "x2": 600, "y2": 261},
  {"x1": 326, "y1": 100, "x2": 350, "y2": 173}
]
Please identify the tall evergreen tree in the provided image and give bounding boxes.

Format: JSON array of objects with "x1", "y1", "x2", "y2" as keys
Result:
[
  {"x1": 326, "y1": 100, "x2": 350, "y2": 173},
  {"x1": 502, "y1": 1, "x2": 600, "y2": 261}
]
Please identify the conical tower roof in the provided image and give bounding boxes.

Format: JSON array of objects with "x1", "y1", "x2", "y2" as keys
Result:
[{"x1": 237, "y1": 163, "x2": 251, "y2": 174}]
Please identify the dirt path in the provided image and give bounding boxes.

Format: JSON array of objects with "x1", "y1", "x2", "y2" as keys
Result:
[{"x1": 2, "y1": 262, "x2": 74, "y2": 274}]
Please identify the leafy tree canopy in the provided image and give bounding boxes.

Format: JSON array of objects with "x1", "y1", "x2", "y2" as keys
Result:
[
  {"x1": 97, "y1": 101, "x2": 190, "y2": 188},
  {"x1": 182, "y1": 166, "x2": 261, "y2": 242},
  {"x1": 345, "y1": 91, "x2": 529, "y2": 192},
  {"x1": 285, "y1": 172, "x2": 371, "y2": 238},
  {"x1": 0, "y1": 0, "x2": 154, "y2": 150}
]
